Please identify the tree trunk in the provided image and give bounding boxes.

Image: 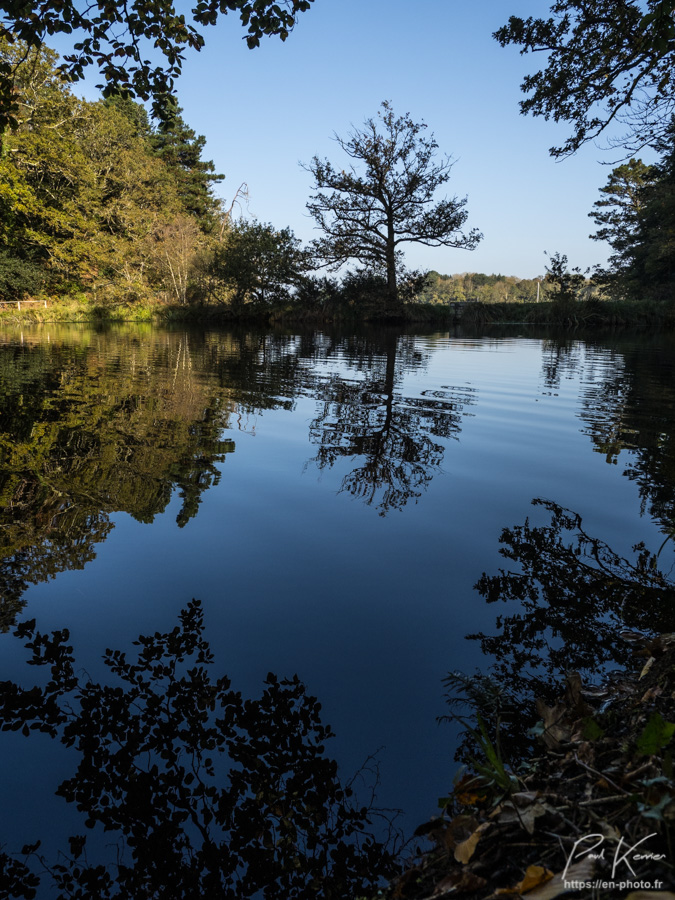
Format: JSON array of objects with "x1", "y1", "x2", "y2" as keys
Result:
[{"x1": 385, "y1": 217, "x2": 398, "y2": 310}]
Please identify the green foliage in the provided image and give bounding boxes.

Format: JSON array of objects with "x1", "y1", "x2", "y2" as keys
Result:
[
  {"x1": 591, "y1": 124, "x2": 675, "y2": 300},
  {"x1": 0, "y1": 41, "x2": 232, "y2": 305},
  {"x1": 0, "y1": 250, "x2": 44, "y2": 299},
  {"x1": 637, "y1": 712, "x2": 675, "y2": 756},
  {"x1": 495, "y1": 0, "x2": 675, "y2": 156},
  {"x1": 541, "y1": 252, "x2": 588, "y2": 324},
  {"x1": 212, "y1": 219, "x2": 310, "y2": 308},
  {"x1": 0, "y1": 1, "x2": 314, "y2": 128},
  {"x1": 419, "y1": 271, "x2": 542, "y2": 304},
  {"x1": 305, "y1": 102, "x2": 481, "y2": 306},
  {"x1": 150, "y1": 101, "x2": 224, "y2": 229}
]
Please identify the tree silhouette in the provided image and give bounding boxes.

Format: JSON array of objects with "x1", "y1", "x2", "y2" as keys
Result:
[
  {"x1": 305, "y1": 332, "x2": 476, "y2": 515},
  {"x1": 0, "y1": 600, "x2": 399, "y2": 898}
]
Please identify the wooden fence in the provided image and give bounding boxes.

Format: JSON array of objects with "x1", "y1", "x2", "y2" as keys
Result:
[{"x1": 0, "y1": 299, "x2": 48, "y2": 310}]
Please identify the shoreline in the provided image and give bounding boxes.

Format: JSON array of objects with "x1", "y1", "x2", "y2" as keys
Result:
[{"x1": 0, "y1": 298, "x2": 674, "y2": 330}]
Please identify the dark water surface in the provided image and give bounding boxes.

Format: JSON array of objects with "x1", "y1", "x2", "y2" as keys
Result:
[{"x1": 1, "y1": 324, "x2": 674, "y2": 890}]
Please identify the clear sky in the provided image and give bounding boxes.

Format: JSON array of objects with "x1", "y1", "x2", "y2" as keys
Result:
[{"x1": 55, "y1": 0, "x2": 644, "y2": 279}]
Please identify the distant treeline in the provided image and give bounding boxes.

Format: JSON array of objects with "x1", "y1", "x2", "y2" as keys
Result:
[{"x1": 420, "y1": 271, "x2": 560, "y2": 304}]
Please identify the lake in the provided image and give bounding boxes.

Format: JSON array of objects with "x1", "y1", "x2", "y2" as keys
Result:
[{"x1": 0, "y1": 323, "x2": 673, "y2": 894}]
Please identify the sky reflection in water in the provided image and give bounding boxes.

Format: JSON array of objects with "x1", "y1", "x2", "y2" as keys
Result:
[{"x1": 0, "y1": 325, "x2": 674, "y2": 892}]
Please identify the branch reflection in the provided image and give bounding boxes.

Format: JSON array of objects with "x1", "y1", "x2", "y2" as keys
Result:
[
  {"x1": 306, "y1": 331, "x2": 476, "y2": 515},
  {"x1": 0, "y1": 600, "x2": 399, "y2": 898}
]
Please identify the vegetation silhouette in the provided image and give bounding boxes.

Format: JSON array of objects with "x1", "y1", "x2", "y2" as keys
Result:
[
  {"x1": 305, "y1": 102, "x2": 481, "y2": 309},
  {"x1": 304, "y1": 331, "x2": 476, "y2": 515},
  {"x1": 446, "y1": 499, "x2": 675, "y2": 766},
  {"x1": 496, "y1": 0, "x2": 675, "y2": 156},
  {"x1": 537, "y1": 333, "x2": 675, "y2": 531},
  {"x1": 0, "y1": 600, "x2": 399, "y2": 899},
  {"x1": 0, "y1": 2, "x2": 313, "y2": 129}
]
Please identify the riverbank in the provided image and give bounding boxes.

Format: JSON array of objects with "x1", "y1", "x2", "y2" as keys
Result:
[
  {"x1": 1, "y1": 297, "x2": 674, "y2": 329},
  {"x1": 385, "y1": 641, "x2": 675, "y2": 900}
]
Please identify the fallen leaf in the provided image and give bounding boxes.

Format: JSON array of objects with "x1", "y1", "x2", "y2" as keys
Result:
[
  {"x1": 454, "y1": 821, "x2": 491, "y2": 864},
  {"x1": 523, "y1": 857, "x2": 594, "y2": 900},
  {"x1": 453, "y1": 772, "x2": 485, "y2": 806},
  {"x1": 564, "y1": 672, "x2": 591, "y2": 716},
  {"x1": 441, "y1": 814, "x2": 479, "y2": 852},
  {"x1": 494, "y1": 798, "x2": 552, "y2": 835},
  {"x1": 535, "y1": 699, "x2": 571, "y2": 749},
  {"x1": 640, "y1": 657, "x2": 656, "y2": 679},
  {"x1": 494, "y1": 864, "x2": 553, "y2": 895}
]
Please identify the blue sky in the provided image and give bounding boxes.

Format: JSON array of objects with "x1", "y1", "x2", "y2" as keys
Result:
[{"x1": 58, "y1": 0, "x2": 644, "y2": 278}]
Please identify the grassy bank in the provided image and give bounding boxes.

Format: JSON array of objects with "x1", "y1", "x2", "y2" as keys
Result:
[{"x1": 1, "y1": 296, "x2": 674, "y2": 329}]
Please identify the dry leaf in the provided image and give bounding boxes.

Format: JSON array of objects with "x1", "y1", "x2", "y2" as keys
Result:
[
  {"x1": 640, "y1": 684, "x2": 663, "y2": 703},
  {"x1": 454, "y1": 821, "x2": 491, "y2": 864},
  {"x1": 564, "y1": 672, "x2": 591, "y2": 716},
  {"x1": 535, "y1": 699, "x2": 571, "y2": 749},
  {"x1": 640, "y1": 657, "x2": 656, "y2": 679},
  {"x1": 523, "y1": 857, "x2": 594, "y2": 900},
  {"x1": 439, "y1": 814, "x2": 479, "y2": 852},
  {"x1": 453, "y1": 773, "x2": 484, "y2": 806},
  {"x1": 494, "y1": 864, "x2": 553, "y2": 895},
  {"x1": 494, "y1": 798, "x2": 552, "y2": 835}
]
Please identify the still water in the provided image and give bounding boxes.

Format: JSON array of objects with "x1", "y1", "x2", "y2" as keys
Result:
[{"x1": 0, "y1": 324, "x2": 673, "y2": 893}]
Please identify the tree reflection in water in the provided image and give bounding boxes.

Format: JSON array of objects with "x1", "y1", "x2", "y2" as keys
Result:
[
  {"x1": 448, "y1": 499, "x2": 675, "y2": 764},
  {"x1": 0, "y1": 600, "x2": 399, "y2": 899},
  {"x1": 306, "y1": 331, "x2": 476, "y2": 515}
]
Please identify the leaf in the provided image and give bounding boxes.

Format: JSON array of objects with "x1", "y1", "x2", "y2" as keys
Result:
[
  {"x1": 454, "y1": 821, "x2": 491, "y2": 864},
  {"x1": 535, "y1": 699, "x2": 571, "y2": 749},
  {"x1": 579, "y1": 717, "x2": 604, "y2": 740},
  {"x1": 495, "y1": 864, "x2": 553, "y2": 895},
  {"x1": 637, "y1": 712, "x2": 675, "y2": 755},
  {"x1": 639, "y1": 656, "x2": 655, "y2": 679},
  {"x1": 494, "y1": 795, "x2": 553, "y2": 835},
  {"x1": 524, "y1": 857, "x2": 594, "y2": 900}
]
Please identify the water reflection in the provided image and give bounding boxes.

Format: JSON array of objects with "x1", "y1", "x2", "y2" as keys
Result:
[
  {"x1": 578, "y1": 337, "x2": 675, "y2": 528},
  {"x1": 305, "y1": 331, "x2": 476, "y2": 515},
  {"x1": 0, "y1": 330, "x2": 235, "y2": 626},
  {"x1": 535, "y1": 333, "x2": 675, "y2": 530},
  {"x1": 0, "y1": 600, "x2": 399, "y2": 898},
  {"x1": 453, "y1": 498, "x2": 675, "y2": 763},
  {"x1": 0, "y1": 328, "x2": 478, "y2": 625}
]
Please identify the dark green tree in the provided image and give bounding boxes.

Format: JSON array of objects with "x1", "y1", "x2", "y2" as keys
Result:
[
  {"x1": 213, "y1": 219, "x2": 310, "y2": 307},
  {"x1": 629, "y1": 125, "x2": 675, "y2": 296},
  {"x1": 590, "y1": 125, "x2": 675, "y2": 299},
  {"x1": 304, "y1": 102, "x2": 481, "y2": 308},
  {"x1": 589, "y1": 158, "x2": 656, "y2": 294},
  {"x1": 0, "y1": 0, "x2": 314, "y2": 128},
  {"x1": 495, "y1": 0, "x2": 675, "y2": 156},
  {"x1": 151, "y1": 103, "x2": 224, "y2": 228}
]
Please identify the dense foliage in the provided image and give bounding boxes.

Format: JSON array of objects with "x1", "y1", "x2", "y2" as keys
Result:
[
  {"x1": 0, "y1": 0, "x2": 314, "y2": 128},
  {"x1": 496, "y1": 0, "x2": 675, "y2": 156},
  {"x1": 0, "y1": 41, "x2": 311, "y2": 310},
  {"x1": 418, "y1": 271, "x2": 543, "y2": 304},
  {"x1": 591, "y1": 123, "x2": 675, "y2": 299}
]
